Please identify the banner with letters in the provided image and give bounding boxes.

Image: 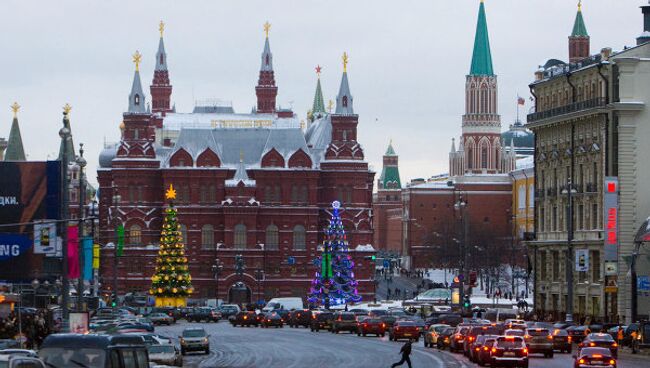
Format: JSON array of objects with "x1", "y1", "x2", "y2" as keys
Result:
[{"x1": 33, "y1": 222, "x2": 57, "y2": 254}]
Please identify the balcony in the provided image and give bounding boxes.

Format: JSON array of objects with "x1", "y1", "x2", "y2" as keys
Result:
[
  {"x1": 585, "y1": 183, "x2": 598, "y2": 194},
  {"x1": 527, "y1": 97, "x2": 607, "y2": 124},
  {"x1": 546, "y1": 187, "x2": 557, "y2": 197}
]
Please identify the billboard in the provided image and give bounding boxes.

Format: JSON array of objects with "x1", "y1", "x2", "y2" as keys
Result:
[
  {"x1": 0, "y1": 161, "x2": 61, "y2": 280},
  {"x1": 603, "y1": 177, "x2": 619, "y2": 262},
  {"x1": 575, "y1": 249, "x2": 589, "y2": 272}
]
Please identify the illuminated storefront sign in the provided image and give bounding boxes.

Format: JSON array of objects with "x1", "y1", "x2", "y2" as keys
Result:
[{"x1": 603, "y1": 177, "x2": 619, "y2": 271}]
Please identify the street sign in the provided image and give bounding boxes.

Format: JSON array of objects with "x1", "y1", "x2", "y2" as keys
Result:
[
  {"x1": 605, "y1": 280, "x2": 618, "y2": 294},
  {"x1": 638, "y1": 276, "x2": 650, "y2": 292},
  {"x1": 287, "y1": 256, "x2": 295, "y2": 265},
  {"x1": 383, "y1": 259, "x2": 390, "y2": 268},
  {"x1": 605, "y1": 261, "x2": 617, "y2": 276}
]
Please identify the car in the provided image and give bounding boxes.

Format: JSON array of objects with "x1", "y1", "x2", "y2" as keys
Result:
[
  {"x1": 218, "y1": 304, "x2": 241, "y2": 319},
  {"x1": 186, "y1": 308, "x2": 221, "y2": 323},
  {"x1": 148, "y1": 312, "x2": 174, "y2": 326},
  {"x1": 231, "y1": 311, "x2": 260, "y2": 327},
  {"x1": 552, "y1": 328, "x2": 573, "y2": 353},
  {"x1": 424, "y1": 324, "x2": 450, "y2": 348},
  {"x1": 450, "y1": 325, "x2": 470, "y2": 353},
  {"x1": 115, "y1": 322, "x2": 154, "y2": 333},
  {"x1": 356, "y1": 318, "x2": 386, "y2": 337},
  {"x1": 148, "y1": 344, "x2": 183, "y2": 367},
  {"x1": 631, "y1": 320, "x2": 650, "y2": 353},
  {"x1": 469, "y1": 334, "x2": 496, "y2": 363},
  {"x1": 490, "y1": 336, "x2": 529, "y2": 368},
  {"x1": 261, "y1": 312, "x2": 284, "y2": 328},
  {"x1": 379, "y1": 315, "x2": 398, "y2": 329},
  {"x1": 570, "y1": 325, "x2": 595, "y2": 343},
  {"x1": 505, "y1": 319, "x2": 527, "y2": 330},
  {"x1": 149, "y1": 307, "x2": 179, "y2": 323},
  {"x1": 436, "y1": 327, "x2": 455, "y2": 350},
  {"x1": 475, "y1": 335, "x2": 499, "y2": 367},
  {"x1": 524, "y1": 328, "x2": 554, "y2": 358},
  {"x1": 121, "y1": 332, "x2": 171, "y2": 347},
  {"x1": 0, "y1": 354, "x2": 46, "y2": 368},
  {"x1": 463, "y1": 325, "x2": 502, "y2": 356},
  {"x1": 368, "y1": 309, "x2": 387, "y2": 318},
  {"x1": 0, "y1": 349, "x2": 38, "y2": 358},
  {"x1": 330, "y1": 312, "x2": 358, "y2": 334},
  {"x1": 39, "y1": 334, "x2": 150, "y2": 367},
  {"x1": 436, "y1": 313, "x2": 463, "y2": 327},
  {"x1": 553, "y1": 321, "x2": 577, "y2": 330},
  {"x1": 180, "y1": 327, "x2": 210, "y2": 355},
  {"x1": 574, "y1": 347, "x2": 616, "y2": 368},
  {"x1": 310, "y1": 311, "x2": 335, "y2": 332},
  {"x1": 288, "y1": 309, "x2": 312, "y2": 328},
  {"x1": 505, "y1": 329, "x2": 525, "y2": 337},
  {"x1": 389, "y1": 321, "x2": 420, "y2": 342},
  {"x1": 579, "y1": 333, "x2": 618, "y2": 358}
]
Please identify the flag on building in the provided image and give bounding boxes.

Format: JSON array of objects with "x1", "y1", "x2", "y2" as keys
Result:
[{"x1": 517, "y1": 96, "x2": 526, "y2": 105}]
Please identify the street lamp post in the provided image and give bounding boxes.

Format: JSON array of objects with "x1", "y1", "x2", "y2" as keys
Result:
[
  {"x1": 88, "y1": 199, "x2": 99, "y2": 297},
  {"x1": 562, "y1": 178, "x2": 577, "y2": 323},
  {"x1": 76, "y1": 144, "x2": 87, "y2": 312},
  {"x1": 58, "y1": 110, "x2": 72, "y2": 332},
  {"x1": 255, "y1": 269, "x2": 264, "y2": 307},
  {"x1": 211, "y1": 257, "x2": 223, "y2": 305},
  {"x1": 111, "y1": 188, "x2": 122, "y2": 309},
  {"x1": 454, "y1": 194, "x2": 468, "y2": 309}
]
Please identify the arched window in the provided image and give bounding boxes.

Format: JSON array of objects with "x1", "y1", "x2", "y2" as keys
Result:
[
  {"x1": 265, "y1": 224, "x2": 279, "y2": 250},
  {"x1": 468, "y1": 147, "x2": 474, "y2": 169},
  {"x1": 129, "y1": 225, "x2": 142, "y2": 245},
  {"x1": 275, "y1": 185, "x2": 282, "y2": 203},
  {"x1": 290, "y1": 185, "x2": 298, "y2": 204},
  {"x1": 179, "y1": 224, "x2": 188, "y2": 245},
  {"x1": 481, "y1": 147, "x2": 488, "y2": 169},
  {"x1": 134, "y1": 94, "x2": 140, "y2": 106},
  {"x1": 234, "y1": 224, "x2": 247, "y2": 249},
  {"x1": 200, "y1": 185, "x2": 207, "y2": 203},
  {"x1": 293, "y1": 225, "x2": 306, "y2": 250},
  {"x1": 342, "y1": 96, "x2": 348, "y2": 107},
  {"x1": 208, "y1": 184, "x2": 216, "y2": 202},
  {"x1": 201, "y1": 224, "x2": 214, "y2": 250},
  {"x1": 301, "y1": 185, "x2": 309, "y2": 204}
]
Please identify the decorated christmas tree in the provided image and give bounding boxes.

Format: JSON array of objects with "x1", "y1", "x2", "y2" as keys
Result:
[
  {"x1": 150, "y1": 184, "x2": 194, "y2": 307},
  {"x1": 308, "y1": 201, "x2": 361, "y2": 308}
]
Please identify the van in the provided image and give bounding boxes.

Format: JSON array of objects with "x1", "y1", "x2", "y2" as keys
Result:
[
  {"x1": 39, "y1": 334, "x2": 149, "y2": 368},
  {"x1": 262, "y1": 297, "x2": 303, "y2": 312}
]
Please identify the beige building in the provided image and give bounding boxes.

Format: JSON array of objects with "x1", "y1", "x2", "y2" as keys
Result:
[{"x1": 527, "y1": 4, "x2": 650, "y2": 323}]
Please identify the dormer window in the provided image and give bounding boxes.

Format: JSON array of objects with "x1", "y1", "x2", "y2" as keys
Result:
[
  {"x1": 342, "y1": 96, "x2": 348, "y2": 107},
  {"x1": 134, "y1": 94, "x2": 140, "y2": 106},
  {"x1": 134, "y1": 129, "x2": 139, "y2": 140},
  {"x1": 159, "y1": 54, "x2": 164, "y2": 65},
  {"x1": 266, "y1": 54, "x2": 270, "y2": 66}
]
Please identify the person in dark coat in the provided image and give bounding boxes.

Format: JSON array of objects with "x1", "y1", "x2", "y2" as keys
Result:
[{"x1": 391, "y1": 339, "x2": 413, "y2": 368}]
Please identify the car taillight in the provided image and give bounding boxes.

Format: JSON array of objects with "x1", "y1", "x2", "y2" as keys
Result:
[
  {"x1": 547, "y1": 335, "x2": 553, "y2": 340},
  {"x1": 475, "y1": 347, "x2": 480, "y2": 352},
  {"x1": 395, "y1": 327, "x2": 399, "y2": 331},
  {"x1": 579, "y1": 359, "x2": 585, "y2": 364},
  {"x1": 523, "y1": 348, "x2": 528, "y2": 355},
  {"x1": 612, "y1": 342, "x2": 618, "y2": 347},
  {"x1": 382, "y1": 323, "x2": 386, "y2": 328},
  {"x1": 589, "y1": 342, "x2": 596, "y2": 347},
  {"x1": 609, "y1": 359, "x2": 616, "y2": 365},
  {"x1": 469, "y1": 336, "x2": 474, "y2": 341},
  {"x1": 593, "y1": 354, "x2": 603, "y2": 358},
  {"x1": 491, "y1": 347, "x2": 497, "y2": 353},
  {"x1": 568, "y1": 336, "x2": 572, "y2": 342},
  {"x1": 244, "y1": 316, "x2": 248, "y2": 320},
  {"x1": 483, "y1": 346, "x2": 489, "y2": 351}
]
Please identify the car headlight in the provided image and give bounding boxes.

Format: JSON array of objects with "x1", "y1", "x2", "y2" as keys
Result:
[
  {"x1": 203, "y1": 338, "x2": 209, "y2": 343},
  {"x1": 180, "y1": 338, "x2": 186, "y2": 344}
]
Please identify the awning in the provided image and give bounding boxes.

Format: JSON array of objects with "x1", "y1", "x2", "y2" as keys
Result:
[{"x1": 634, "y1": 216, "x2": 650, "y2": 243}]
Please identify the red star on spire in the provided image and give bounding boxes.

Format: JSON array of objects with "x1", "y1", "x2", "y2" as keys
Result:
[{"x1": 315, "y1": 65, "x2": 322, "y2": 77}]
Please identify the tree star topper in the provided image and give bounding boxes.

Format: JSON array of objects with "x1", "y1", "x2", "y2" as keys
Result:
[
  {"x1": 165, "y1": 184, "x2": 177, "y2": 200},
  {"x1": 10, "y1": 102, "x2": 20, "y2": 118},
  {"x1": 342, "y1": 52, "x2": 348, "y2": 72},
  {"x1": 133, "y1": 50, "x2": 142, "y2": 72},
  {"x1": 315, "y1": 65, "x2": 322, "y2": 77},
  {"x1": 159, "y1": 20, "x2": 165, "y2": 37},
  {"x1": 63, "y1": 103, "x2": 72, "y2": 116},
  {"x1": 264, "y1": 21, "x2": 271, "y2": 38}
]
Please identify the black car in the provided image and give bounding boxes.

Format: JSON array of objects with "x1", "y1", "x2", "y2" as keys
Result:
[
  {"x1": 330, "y1": 312, "x2": 358, "y2": 334},
  {"x1": 231, "y1": 311, "x2": 260, "y2": 327},
  {"x1": 261, "y1": 312, "x2": 284, "y2": 328},
  {"x1": 218, "y1": 304, "x2": 241, "y2": 319},
  {"x1": 289, "y1": 309, "x2": 312, "y2": 328},
  {"x1": 552, "y1": 328, "x2": 573, "y2": 353},
  {"x1": 187, "y1": 307, "x2": 221, "y2": 323},
  {"x1": 437, "y1": 327, "x2": 456, "y2": 350},
  {"x1": 310, "y1": 311, "x2": 335, "y2": 332}
]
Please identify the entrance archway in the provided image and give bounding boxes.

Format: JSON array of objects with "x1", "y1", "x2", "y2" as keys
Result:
[{"x1": 228, "y1": 282, "x2": 252, "y2": 306}]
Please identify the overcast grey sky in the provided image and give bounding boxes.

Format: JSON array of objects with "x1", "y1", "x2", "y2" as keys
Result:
[{"x1": 0, "y1": 0, "x2": 643, "y2": 187}]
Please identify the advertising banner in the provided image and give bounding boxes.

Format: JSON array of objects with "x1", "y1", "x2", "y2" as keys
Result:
[
  {"x1": 576, "y1": 249, "x2": 589, "y2": 272},
  {"x1": 69, "y1": 312, "x2": 89, "y2": 334},
  {"x1": 603, "y1": 177, "x2": 619, "y2": 262},
  {"x1": 67, "y1": 226, "x2": 79, "y2": 279},
  {"x1": 82, "y1": 237, "x2": 93, "y2": 281},
  {"x1": 0, "y1": 234, "x2": 32, "y2": 260},
  {"x1": 33, "y1": 222, "x2": 57, "y2": 254}
]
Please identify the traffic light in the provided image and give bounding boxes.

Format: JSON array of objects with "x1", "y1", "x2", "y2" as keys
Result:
[
  {"x1": 463, "y1": 295, "x2": 471, "y2": 309},
  {"x1": 363, "y1": 255, "x2": 377, "y2": 261}
]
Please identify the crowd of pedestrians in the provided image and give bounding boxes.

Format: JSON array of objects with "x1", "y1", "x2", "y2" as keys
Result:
[{"x1": 0, "y1": 309, "x2": 52, "y2": 349}]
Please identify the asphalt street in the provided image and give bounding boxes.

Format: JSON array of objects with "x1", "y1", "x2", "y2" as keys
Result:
[{"x1": 156, "y1": 321, "x2": 650, "y2": 368}]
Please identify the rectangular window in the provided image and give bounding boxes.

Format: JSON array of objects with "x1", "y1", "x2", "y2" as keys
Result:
[
  {"x1": 540, "y1": 251, "x2": 548, "y2": 281},
  {"x1": 552, "y1": 251, "x2": 559, "y2": 281},
  {"x1": 592, "y1": 203, "x2": 599, "y2": 230},
  {"x1": 593, "y1": 161, "x2": 598, "y2": 190},
  {"x1": 591, "y1": 250, "x2": 601, "y2": 282},
  {"x1": 540, "y1": 207, "x2": 545, "y2": 233},
  {"x1": 578, "y1": 204, "x2": 584, "y2": 230},
  {"x1": 552, "y1": 206, "x2": 557, "y2": 231}
]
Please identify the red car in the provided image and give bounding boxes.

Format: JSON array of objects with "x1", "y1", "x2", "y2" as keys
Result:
[
  {"x1": 579, "y1": 333, "x2": 618, "y2": 358},
  {"x1": 389, "y1": 321, "x2": 420, "y2": 342},
  {"x1": 475, "y1": 335, "x2": 499, "y2": 367},
  {"x1": 357, "y1": 318, "x2": 387, "y2": 337},
  {"x1": 574, "y1": 347, "x2": 616, "y2": 368}
]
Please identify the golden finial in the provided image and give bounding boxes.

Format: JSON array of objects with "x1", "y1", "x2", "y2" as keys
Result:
[
  {"x1": 300, "y1": 120, "x2": 305, "y2": 130},
  {"x1": 263, "y1": 21, "x2": 271, "y2": 38},
  {"x1": 159, "y1": 20, "x2": 165, "y2": 37},
  {"x1": 577, "y1": 0, "x2": 581, "y2": 11},
  {"x1": 239, "y1": 149, "x2": 244, "y2": 163},
  {"x1": 10, "y1": 102, "x2": 20, "y2": 118},
  {"x1": 133, "y1": 50, "x2": 142, "y2": 72},
  {"x1": 165, "y1": 184, "x2": 177, "y2": 200},
  {"x1": 342, "y1": 52, "x2": 349, "y2": 73},
  {"x1": 327, "y1": 100, "x2": 334, "y2": 113},
  {"x1": 63, "y1": 103, "x2": 72, "y2": 116}
]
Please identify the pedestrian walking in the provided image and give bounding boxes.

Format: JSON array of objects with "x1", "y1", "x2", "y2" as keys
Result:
[{"x1": 391, "y1": 339, "x2": 413, "y2": 368}]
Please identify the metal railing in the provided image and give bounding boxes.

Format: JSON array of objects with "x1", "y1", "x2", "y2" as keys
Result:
[{"x1": 527, "y1": 98, "x2": 607, "y2": 123}]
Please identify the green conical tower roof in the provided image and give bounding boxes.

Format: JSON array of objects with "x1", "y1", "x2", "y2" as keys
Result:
[
  {"x1": 385, "y1": 140, "x2": 396, "y2": 156},
  {"x1": 5, "y1": 115, "x2": 26, "y2": 161},
  {"x1": 312, "y1": 77, "x2": 326, "y2": 114},
  {"x1": 379, "y1": 141, "x2": 401, "y2": 189},
  {"x1": 469, "y1": 0, "x2": 494, "y2": 76},
  {"x1": 571, "y1": 4, "x2": 589, "y2": 37}
]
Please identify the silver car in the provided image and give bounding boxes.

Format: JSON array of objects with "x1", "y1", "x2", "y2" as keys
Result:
[
  {"x1": 180, "y1": 327, "x2": 210, "y2": 355},
  {"x1": 148, "y1": 344, "x2": 183, "y2": 367}
]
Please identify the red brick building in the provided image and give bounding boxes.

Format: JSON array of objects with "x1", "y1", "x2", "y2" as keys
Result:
[{"x1": 96, "y1": 25, "x2": 375, "y2": 305}]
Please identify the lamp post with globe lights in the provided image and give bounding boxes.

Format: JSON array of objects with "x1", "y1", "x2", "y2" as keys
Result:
[
  {"x1": 561, "y1": 178, "x2": 578, "y2": 323},
  {"x1": 76, "y1": 143, "x2": 87, "y2": 312},
  {"x1": 58, "y1": 105, "x2": 73, "y2": 332}
]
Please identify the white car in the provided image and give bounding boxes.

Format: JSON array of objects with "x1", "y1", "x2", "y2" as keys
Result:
[
  {"x1": 148, "y1": 344, "x2": 183, "y2": 367},
  {"x1": 0, "y1": 354, "x2": 46, "y2": 368}
]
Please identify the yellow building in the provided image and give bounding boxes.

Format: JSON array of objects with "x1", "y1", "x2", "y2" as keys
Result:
[{"x1": 510, "y1": 157, "x2": 535, "y2": 240}]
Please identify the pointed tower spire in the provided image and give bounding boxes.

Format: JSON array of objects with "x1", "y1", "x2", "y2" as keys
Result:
[
  {"x1": 312, "y1": 65, "x2": 326, "y2": 116},
  {"x1": 379, "y1": 140, "x2": 401, "y2": 190},
  {"x1": 151, "y1": 21, "x2": 173, "y2": 116},
  {"x1": 5, "y1": 102, "x2": 26, "y2": 161},
  {"x1": 450, "y1": 138, "x2": 456, "y2": 153},
  {"x1": 469, "y1": 0, "x2": 494, "y2": 76},
  {"x1": 255, "y1": 21, "x2": 278, "y2": 114},
  {"x1": 569, "y1": 1, "x2": 590, "y2": 63},
  {"x1": 58, "y1": 104, "x2": 76, "y2": 160},
  {"x1": 129, "y1": 51, "x2": 146, "y2": 113},
  {"x1": 335, "y1": 52, "x2": 354, "y2": 114}
]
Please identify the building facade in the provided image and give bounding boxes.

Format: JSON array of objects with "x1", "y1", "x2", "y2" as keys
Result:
[
  {"x1": 372, "y1": 141, "x2": 403, "y2": 253},
  {"x1": 97, "y1": 25, "x2": 376, "y2": 305}
]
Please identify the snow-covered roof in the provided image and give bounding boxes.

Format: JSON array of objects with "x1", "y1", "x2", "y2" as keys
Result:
[
  {"x1": 162, "y1": 112, "x2": 298, "y2": 130},
  {"x1": 515, "y1": 155, "x2": 534, "y2": 170}
]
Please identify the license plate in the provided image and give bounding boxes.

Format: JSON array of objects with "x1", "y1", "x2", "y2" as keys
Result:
[
  {"x1": 404, "y1": 334, "x2": 412, "y2": 337},
  {"x1": 592, "y1": 361, "x2": 602, "y2": 364},
  {"x1": 504, "y1": 352, "x2": 515, "y2": 356}
]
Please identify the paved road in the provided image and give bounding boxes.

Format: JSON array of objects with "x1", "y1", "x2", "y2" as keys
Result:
[{"x1": 156, "y1": 321, "x2": 650, "y2": 368}]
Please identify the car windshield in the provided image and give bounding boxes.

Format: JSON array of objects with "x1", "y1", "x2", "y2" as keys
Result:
[
  {"x1": 318, "y1": 313, "x2": 333, "y2": 319},
  {"x1": 581, "y1": 347, "x2": 611, "y2": 357},
  {"x1": 496, "y1": 337, "x2": 524, "y2": 348},
  {"x1": 183, "y1": 329, "x2": 206, "y2": 338},
  {"x1": 528, "y1": 329, "x2": 550, "y2": 336},
  {"x1": 397, "y1": 322, "x2": 416, "y2": 327},
  {"x1": 40, "y1": 347, "x2": 107, "y2": 367},
  {"x1": 588, "y1": 333, "x2": 614, "y2": 341},
  {"x1": 149, "y1": 345, "x2": 175, "y2": 354},
  {"x1": 340, "y1": 314, "x2": 356, "y2": 321},
  {"x1": 370, "y1": 310, "x2": 387, "y2": 316}
]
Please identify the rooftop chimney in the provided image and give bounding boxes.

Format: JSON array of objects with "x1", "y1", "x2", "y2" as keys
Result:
[{"x1": 637, "y1": 3, "x2": 650, "y2": 45}]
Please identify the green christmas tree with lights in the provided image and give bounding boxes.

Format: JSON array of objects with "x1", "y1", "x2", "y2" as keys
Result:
[{"x1": 150, "y1": 184, "x2": 194, "y2": 307}]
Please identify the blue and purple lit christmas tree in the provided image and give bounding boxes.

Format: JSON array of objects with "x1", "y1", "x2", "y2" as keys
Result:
[{"x1": 308, "y1": 201, "x2": 362, "y2": 308}]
